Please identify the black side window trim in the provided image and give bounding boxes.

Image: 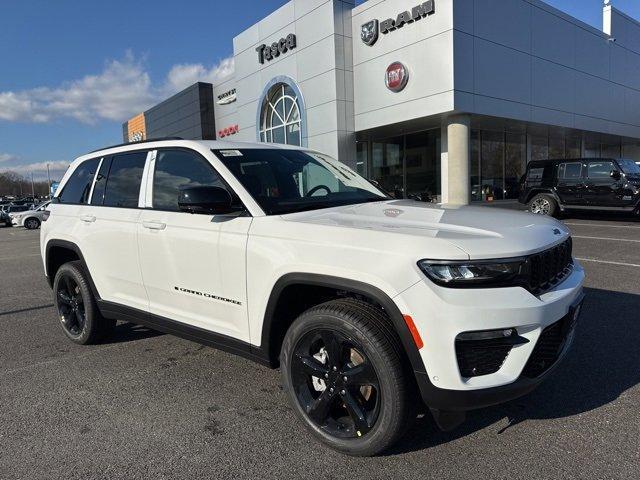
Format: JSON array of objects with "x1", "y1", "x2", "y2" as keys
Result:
[{"x1": 147, "y1": 147, "x2": 248, "y2": 215}]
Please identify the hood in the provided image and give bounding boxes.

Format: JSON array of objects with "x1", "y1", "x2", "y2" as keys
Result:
[{"x1": 282, "y1": 200, "x2": 570, "y2": 260}]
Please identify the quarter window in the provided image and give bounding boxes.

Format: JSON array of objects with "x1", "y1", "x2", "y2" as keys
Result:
[
  {"x1": 587, "y1": 161, "x2": 615, "y2": 179},
  {"x1": 103, "y1": 152, "x2": 147, "y2": 208},
  {"x1": 558, "y1": 162, "x2": 583, "y2": 180},
  {"x1": 57, "y1": 158, "x2": 101, "y2": 204},
  {"x1": 152, "y1": 149, "x2": 227, "y2": 211}
]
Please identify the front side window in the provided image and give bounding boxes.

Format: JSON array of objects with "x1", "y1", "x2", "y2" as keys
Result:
[
  {"x1": 587, "y1": 161, "x2": 615, "y2": 179},
  {"x1": 558, "y1": 162, "x2": 583, "y2": 180},
  {"x1": 57, "y1": 158, "x2": 101, "y2": 204},
  {"x1": 618, "y1": 159, "x2": 640, "y2": 175},
  {"x1": 153, "y1": 149, "x2": 227, "y2": 211},
  {"x1": 259, "y1": 83, "x2": 302, "y2": 146},
  {"x1": 103, "y1": 151, "x2": 147, "y2": 208},
  {"x1": 214, "y1": 149, "x2": 387, "y2": 215}
]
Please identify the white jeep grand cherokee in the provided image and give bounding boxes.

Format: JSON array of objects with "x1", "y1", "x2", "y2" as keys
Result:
[{"x1": 41, "y1": 139, "x2": 584, "y2": 456}]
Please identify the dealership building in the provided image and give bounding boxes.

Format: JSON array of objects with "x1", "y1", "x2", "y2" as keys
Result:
[{"x1": 124, "y1": 0, "x2": 640, "y2": 204}]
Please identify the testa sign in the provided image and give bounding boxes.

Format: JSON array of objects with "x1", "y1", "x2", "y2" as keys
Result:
[
  {"x1": 361, "y1": 1, "x2": 435, "y2": 46},
  {"x1": 385, "y1": 62, "x2": 409, "y2": 92},
  {"x1": 256, "y1": 34, "x2": 297, "y2": 64}
]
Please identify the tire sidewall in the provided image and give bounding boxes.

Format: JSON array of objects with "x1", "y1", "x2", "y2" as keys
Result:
[
  {"x1": 281, "y1": 310, "x2": 403, "y2": 455},
  {"x1": 529, "y1": 193, "x2": 558, "y2": 217},
  {"x1": 53, "y1": 262, "x2": 98, "y2": 344}
]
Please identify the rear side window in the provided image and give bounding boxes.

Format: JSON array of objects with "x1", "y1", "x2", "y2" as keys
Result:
[
  {"x1": 152, "y1": 149, "x2": 227, "y2": 211},
  {"x1": 57, "y1": 158, "x2": 101, "y2": 204},
  {"x1": 558, "y1": 162, "x2": 583, "y2": 180},
  {"x1": 103, "y1": 151, "x2": 147, "y2": 208},
  {"x1": 90, "y1": 158, "x2": 110, "y2": 205}
]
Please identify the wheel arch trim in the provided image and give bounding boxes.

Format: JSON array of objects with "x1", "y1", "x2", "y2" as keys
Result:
[
  {"x1": 44, "y1": 239, "x2": 101, "y2": 300},
  {"x1": 259, "y1": 273, "x2": 426, "y2": 374}
]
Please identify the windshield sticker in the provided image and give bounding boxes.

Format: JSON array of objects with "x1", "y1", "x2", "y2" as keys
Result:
[{"x1": 219, "y1": 150, "x2": 243, "y2": 157}]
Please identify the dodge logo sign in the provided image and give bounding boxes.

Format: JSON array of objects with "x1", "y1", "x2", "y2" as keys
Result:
[
  {"x1": 361, "y1": 19, "x2": 379, "y2": 46},
  {"x1": 385, "y1": 62, "x2": 409, "y2": 92}
]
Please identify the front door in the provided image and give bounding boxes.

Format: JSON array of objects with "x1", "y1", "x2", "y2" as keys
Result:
[
  {"x1": 556, "y1": 161, "x2": 585, "y2": 205},
  {"x1": 137, "y1": 148, "x2": 252, "y2": 342},
  {"x1": 583, "y1": 160, "x2": 624, "y2": 207}
]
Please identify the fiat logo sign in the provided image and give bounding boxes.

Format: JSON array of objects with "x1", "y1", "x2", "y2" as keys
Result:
[{"x1": 385, "y1": 61, "x2": 409, "y2": 92}]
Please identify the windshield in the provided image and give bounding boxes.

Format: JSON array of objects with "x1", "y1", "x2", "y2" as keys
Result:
[
  {"x1": 213, "y1": 149, "x2": 388, "y2": 215},
  {"x1": 618, "y1": 159, "x2": 640, "y2": 175}
]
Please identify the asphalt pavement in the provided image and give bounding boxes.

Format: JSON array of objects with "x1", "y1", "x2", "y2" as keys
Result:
[{"x1": 0, "y1": 213, "x2": 638, "y2": 479}]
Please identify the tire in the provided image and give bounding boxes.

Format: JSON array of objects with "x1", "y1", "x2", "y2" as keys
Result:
[
  {"x1": 53, "y1": 261, "x2": 116, "y2": 344},
  {"x1": 280, "y1": 298, "x2": 416, "y2": 456},
  {"x1": 24, "y1": 217, "x2": 40, "y2": 230},
  {"x1": 528, "y1": 193, "x2": 558, "y2": 217}
]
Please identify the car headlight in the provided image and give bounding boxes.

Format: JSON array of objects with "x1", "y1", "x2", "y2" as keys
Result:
[{"x1": 417, "y1": 258, "x2": 525, "y2": 287}]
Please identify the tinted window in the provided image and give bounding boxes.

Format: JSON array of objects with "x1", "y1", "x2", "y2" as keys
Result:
[
  {"x1": 558, "y1": 162, "x2": 583, "y2": 180},
  {"x1": 587, "y1": 161, "x2": 615, "y2": 179},
  {"x1": 90, "y1": 158, "x2": 111, "y2": 205},
  {"x1": 103, "y1": 152, "x2": 147, "y2": 208},
  {"x1": 57, "y1": 158, "x2": 100, "y2": 204},
  {"x1": 152, "y1": 150, "x2": 226, "y2": 211}
]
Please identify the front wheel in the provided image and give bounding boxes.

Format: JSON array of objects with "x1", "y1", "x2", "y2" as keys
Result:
[{"x1": 280, "y1": 298, "x2": 416, "y2": 456}]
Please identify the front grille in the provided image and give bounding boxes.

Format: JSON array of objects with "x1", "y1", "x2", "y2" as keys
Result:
[
  {"x1": 525, "y1": 238, "x2": 573, "y2": 295},
  {"x1": 522, "y1": 312, "x2": 576, "y2": 378},
  {"x1": 455, "y1": 338, "x2": 513, "y2": 377}
]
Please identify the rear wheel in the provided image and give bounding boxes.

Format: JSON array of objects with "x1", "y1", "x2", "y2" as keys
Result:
[
  {"x1": 280, "y1": 298, "x2": 416, "y2": 456},
  {"x1": 53, "y1": 261, "x2": 115, "y2": 344},
  {"x1": 529, "y1": 193, "x2": 558, "y2": 217},
  {"x1": 24, "y1": 217, "x2": 40, "y2": 229}
]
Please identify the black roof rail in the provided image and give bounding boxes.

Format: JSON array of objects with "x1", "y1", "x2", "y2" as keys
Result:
[{"x1": 88, "y1": 137, "x2": 185, "y2": 154}]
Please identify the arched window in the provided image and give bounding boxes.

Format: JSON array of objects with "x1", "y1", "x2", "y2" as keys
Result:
[{"x1": 259, "y1": 82, "x2": 303, "y2": 146}]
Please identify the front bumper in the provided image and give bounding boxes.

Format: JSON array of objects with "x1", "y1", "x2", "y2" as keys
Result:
[{"x1": 394, "y1": 261, "x2": 585, "y2": 410}]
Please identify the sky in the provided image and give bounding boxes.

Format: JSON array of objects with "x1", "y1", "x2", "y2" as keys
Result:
[{"x1": 1, "y1": 0, "x2": 639, "y2": 181}]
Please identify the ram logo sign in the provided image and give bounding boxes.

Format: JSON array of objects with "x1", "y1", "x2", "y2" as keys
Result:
[{"x1": 361, "y1": 1, "x2": 436, "y2": 46}]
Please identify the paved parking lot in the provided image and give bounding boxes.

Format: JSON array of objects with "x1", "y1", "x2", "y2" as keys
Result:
[{"x1": 0, "y1": 214, "x2": 638, "y2": 480}]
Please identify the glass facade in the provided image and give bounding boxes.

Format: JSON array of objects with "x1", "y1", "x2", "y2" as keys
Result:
[
  {"x1": 363, "y1": 130, "x2": 441, "y2": 202},
  {"x1": 359, "y1": 126, "x2": 640, "y2": 203}
]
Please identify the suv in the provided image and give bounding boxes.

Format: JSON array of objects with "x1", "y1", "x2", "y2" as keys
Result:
[
  {"x1": 519, "y1": 158, "x2": 640, "y2": 216},
  {"x1": 11, "y1": 201, "x2": 50, "y2": 229},
  {"x1": 41, "y1": 140, "x2": 585, "y2": 456}
]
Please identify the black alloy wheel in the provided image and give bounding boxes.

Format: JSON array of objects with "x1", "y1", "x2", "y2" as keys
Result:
[
  {"x1": 291, "y1": 329, "x2": 381, "y2": 438},
  {"x1": 25, "y1": 217, "x2": 40, "y2": 229},
  {"x1": 53, "y1": 261, "x2": 116, "y2": 344},
  {"x1": 56, "y1": 274, "x2": 86, "y2": 337},
  {"x1": 281, "y1": 298, "x2": 416, "y2": 456}
]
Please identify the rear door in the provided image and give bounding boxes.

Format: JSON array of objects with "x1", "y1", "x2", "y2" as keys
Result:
[
  {"x1": 556, "y1": 161, "x2": 585, "y2": 205},
  {"x1": 137, "y1": 148, "x2": 252, "y2": 341},
  {"x1": 78, "y1": 151, "x2": 150, "y2": 311},
  {"x1": 583, "y1": 160, "x2": 623, "y2": 207}
]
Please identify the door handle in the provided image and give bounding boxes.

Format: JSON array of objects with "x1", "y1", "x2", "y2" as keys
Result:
[
  {"x1": 80, "y1": 215, "x2": 96, "y2": 223},
  {"x1": 142, "y1": 221, "x2": 166, "y2": 230}
]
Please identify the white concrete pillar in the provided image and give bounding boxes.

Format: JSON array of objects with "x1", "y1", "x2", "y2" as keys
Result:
[{"x1": 441, "y1": 114, "x2": 471, "y2": 205}]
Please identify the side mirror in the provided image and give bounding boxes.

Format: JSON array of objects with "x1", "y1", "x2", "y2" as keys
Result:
[
  {"x1": 178, "y1": 186, "x2": 236, "y2": 215},
  {"x1": 610, "y1": 170, "x2": 621, "y2": 180}
]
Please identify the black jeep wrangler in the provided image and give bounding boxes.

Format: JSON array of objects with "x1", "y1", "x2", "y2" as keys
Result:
[{"x1": 518, "y1": 158, "x2": 640, "y2": 217}]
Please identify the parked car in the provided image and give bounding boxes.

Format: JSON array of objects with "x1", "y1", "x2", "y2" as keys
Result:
[
  {"x1": 2, "y1": 204, "x2": 32, "y2": 226},
  {"x1": 41, "y1": 139, "x2": 584, "y2": 456},
  {"x1": 519, "y1": 158, "x2": 640, "y2": 216},
  {"x1": 11, "y1": 201, "x2": 50, "y2": 229}
]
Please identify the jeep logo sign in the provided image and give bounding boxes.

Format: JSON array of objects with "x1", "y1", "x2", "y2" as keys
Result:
[
  {"x1": 361, "y1": 1, "x2": 435, "y2": 46},
  {"x1": 385, "y1": 62, "x2": 409, "y2": 92},
  {"x1": 256, "y1": 34, "x2": 297, "y2": 64}
]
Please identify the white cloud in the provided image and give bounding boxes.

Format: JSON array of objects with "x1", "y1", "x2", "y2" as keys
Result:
[
  {"x1": 0, "y1": 153, "x2": 18, "y2": 163},
  {"x1": 163, "y1": 57, "x2": 234, "y2": 96},
  {"x1": 0, "y1": 52, "x2": 235, "y2": 125},
  {"x1": 0, "y1": 160, "x2": 70, "y2": 181}
]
